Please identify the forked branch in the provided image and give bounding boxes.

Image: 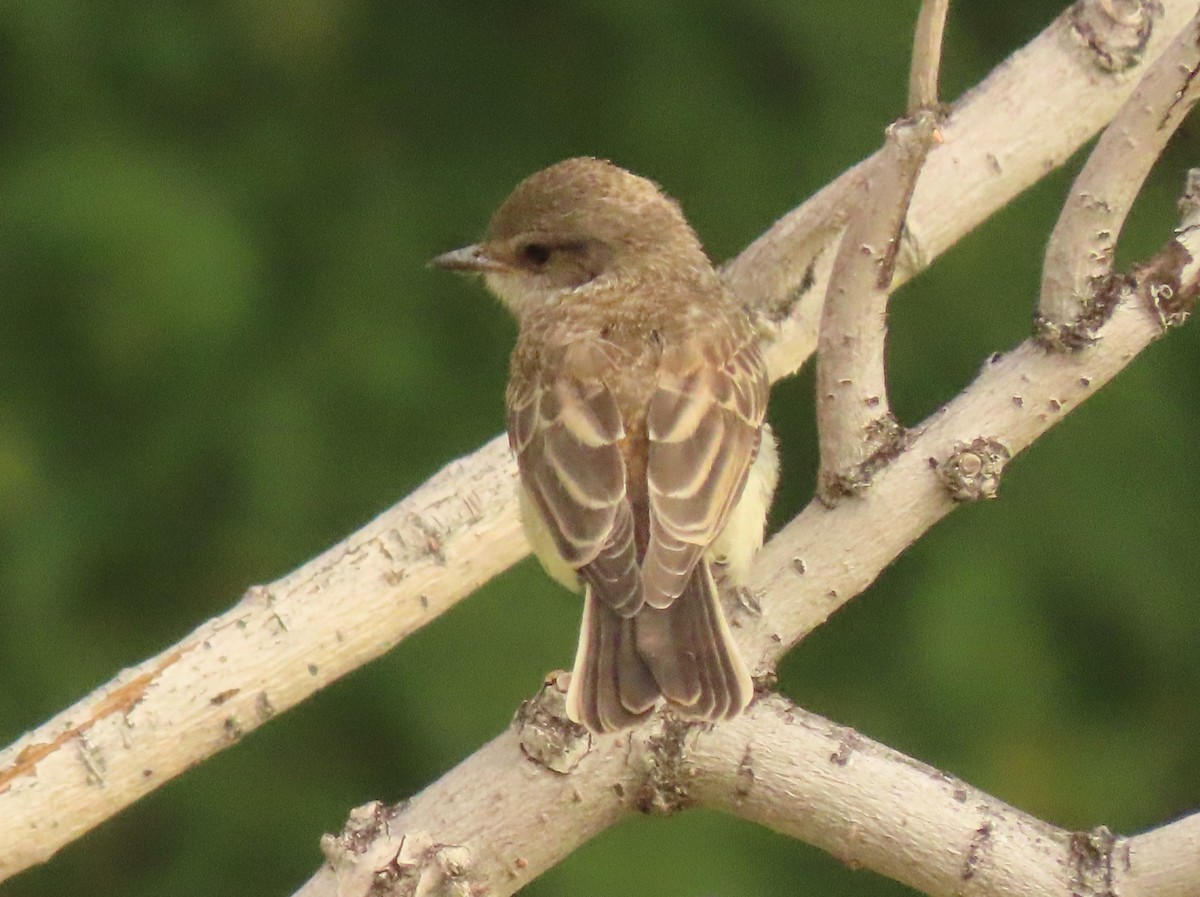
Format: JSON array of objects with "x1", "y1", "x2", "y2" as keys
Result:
[{"x1": 1039, "y1": 9, "x2": 1200, "y2": 346}]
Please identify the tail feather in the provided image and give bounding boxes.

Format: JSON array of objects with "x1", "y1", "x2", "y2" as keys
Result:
[
  {"x1": 694, "y1": 562, "x2": 748, "y2": 720},
  {"x1": 688, "y1": 566, "x2": 727, "y2": 720},
  {"x1": 636, "y1": 558, "x2": 752, "y2": 722},
  {"x1": 633, "y1": 604, "x2": 702, "y2": 707},
  {"x1": 566, "y1": 590, "x2": 657, "y2": 732},
  {"x1": 566, "y1": 560, "x2": 752, "y2": 733}
]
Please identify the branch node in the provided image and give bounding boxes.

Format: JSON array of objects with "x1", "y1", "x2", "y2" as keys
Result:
[
  {"x1": 515, "y1": 674, "x2": 590, "y2": 774},
  {"x1": 818, "y1": 414, "x2": 909, "y2": 505},
  {"x1": 829, "y1": 727, "x2": 862, "y2": 767},
  {"x1": 1138, "y1": 239, "x2": 1196, "y2": 329},
  {"x1": 321, "y1": 801, "x2": 391, "y2": 861},
  {"x1": 1070, "y1": 0, "x2": 1163, "y2": 73},
  {"x1": 321, "y1": 807, "x2": 478, "y2": 897},
  {"x1": 937, "y1": 438, "x2": 1011, "y2": 502},
  {"x1": 1069, "y1": 825, "x2": 1120, "y2": 897},
  {"x1": 634, "y1": 718, "x2": 694, "y2": 816},
  {"x1": 752, "y1": 669, "x2": 779, "y2": 696},
  {"x1": 1034, "y1": 273, "x2": 1127, "y2": 350}
]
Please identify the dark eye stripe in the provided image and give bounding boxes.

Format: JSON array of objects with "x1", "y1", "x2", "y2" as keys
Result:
[{"x1": 520, "y1": 243, "x2": 552, "y2": 266}]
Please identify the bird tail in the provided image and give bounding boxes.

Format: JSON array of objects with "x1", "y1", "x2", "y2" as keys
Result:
[
  {"x1": 635, "y1": 559, "x2": 753, "y2": 722},
  {"x1": 565, "y1": 559, "x2": 753, "y2": 733},
  {"x1": 566, "y1": 589, "x2": 658, "y2": 733}
]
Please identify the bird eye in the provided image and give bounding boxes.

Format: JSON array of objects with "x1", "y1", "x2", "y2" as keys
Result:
[{"x1": 519, "y1": 242, "x2": 552, "y2": 267}]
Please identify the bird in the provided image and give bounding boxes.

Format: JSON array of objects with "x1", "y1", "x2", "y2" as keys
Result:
[{"x1": 431, "y1": 157, "x2": 778, "y2": 733}]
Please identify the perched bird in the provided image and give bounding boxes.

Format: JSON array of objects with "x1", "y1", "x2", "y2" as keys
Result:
[{"x1": 432, "y1": 158, "x2": 777, "y2": 733}]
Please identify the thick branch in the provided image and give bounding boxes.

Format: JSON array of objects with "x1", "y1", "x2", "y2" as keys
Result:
[
  {"x1": 691, "y1": 696, "x2": 1200, "y2": 897},
  {"x1": 302, "y1": 684, "x2": 1200, "y2": 897},
  {"x1": 299, "y1": 689, "x2": 634, "y2": 897},
  {"x1": 1123, "y1": 812, "x2": 1200, "y2": 897},
  {"x1": 1039, "y1": 9, "x2": 1200, "y2": 345},
  {"x1": 0, "y1": 437, "x2": 525, "y2": 880},
  {"x1": 0, "y1": 0, "x2": 1195, "y2": 884}
]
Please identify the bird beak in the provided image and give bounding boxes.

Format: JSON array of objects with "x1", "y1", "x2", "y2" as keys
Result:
[{"x1": 428, "y1": 244, "x2": 507, "y2": 274}]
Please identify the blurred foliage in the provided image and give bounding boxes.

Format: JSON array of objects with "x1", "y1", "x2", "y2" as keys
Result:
[{"x1": 1, "y1": 1, "x2": 1198, "y2": 895}]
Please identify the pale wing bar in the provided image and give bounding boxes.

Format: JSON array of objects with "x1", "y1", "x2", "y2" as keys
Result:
[
  {"x1": 507, "y1": 347, "x2": 645, "y2": 617},
  {"x1": 642, "y1": 337, "x2": 768, "y2": 610}
]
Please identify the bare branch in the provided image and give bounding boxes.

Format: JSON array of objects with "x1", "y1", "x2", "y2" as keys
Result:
[
  {"x1": 908, "y1": 0, "x2": 950, "y2": 113},
  {"x1": 299, "y1": 686, "x2": 1200, "y2": 897},
  {"x1": 737, "y1": 0, "x2": 1182, "y2": 382},
  {"x1": 1122, "y1": 812, "x2": 1200, "y2": 897},
  {"x1": 813, "y1": 117, "x2": 938, "y2": 501},
  {"x1": 299, "y1": 688, "x2": 635, "y2": 897},
  {"x1": 751, "y1": 290, "x2": 1196, "y2": 653},
  {"x1": 691, "y1": 696, "x2": 1200, "y2": 897},
  {"x1": 693, "y1": 696, "x2": 1072, "y2": 897},
  {"x1": 814, "y1": 0, "x2": 946, "y2": 500},
  {"x1": 0, "y1": 437, "x2": 525, "y2": 881},
  {"x1": 743, "y1": 172, "x2": 1200, "y2": 667},
  {"x1": 1039, "y1": 10, "x2": 1200, "y2": 346},
  {"x1": 1070, "y1": 0, "x2": 1165, "y2": 72}
]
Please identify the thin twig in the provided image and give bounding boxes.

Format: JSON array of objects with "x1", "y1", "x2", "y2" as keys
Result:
[{"x1": 909, "y1": 0, "x2": 950, "y2": 113}]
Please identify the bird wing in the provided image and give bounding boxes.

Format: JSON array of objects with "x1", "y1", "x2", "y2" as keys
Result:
[
  {"x1": 642, "y1": 326, "x2": 768, "y2": 609},
  {"x1": 507, "y1": 339, "x2": 644, "y2": 616}
]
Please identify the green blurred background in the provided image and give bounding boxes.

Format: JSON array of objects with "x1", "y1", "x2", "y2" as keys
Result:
[{"x1": 1, "y1": 1, "x2": 1198, "y2": 895}]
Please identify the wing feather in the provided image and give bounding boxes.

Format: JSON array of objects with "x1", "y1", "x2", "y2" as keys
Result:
[
  {"x1": 507, "y1": 339, "x2": 644, "y2": 616},
  {"x1": 642, "y1": 332, "x2": 768, "y2": 609}
]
